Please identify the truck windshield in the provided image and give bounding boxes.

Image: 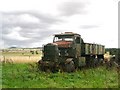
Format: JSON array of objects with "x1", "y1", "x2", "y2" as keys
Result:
[{"x1": 54, "y1": 36, "x2": 74, "y2": 42}]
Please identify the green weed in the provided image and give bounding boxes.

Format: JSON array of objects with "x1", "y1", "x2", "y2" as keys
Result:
[{"x1": 2, "y1": 63, "x2": 118, "y2": 88}]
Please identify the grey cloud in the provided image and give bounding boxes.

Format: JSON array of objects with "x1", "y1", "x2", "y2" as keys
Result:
[
  {"x1": 2, "y1": 11, "x2": 62, "y2": 48},
  {"x1": 2, "y1": 11, "x2": 61, "y2": 29},
  {"x1": 2, "y1": 29, "x2": 59, "y2": 48},
  {"x1": 3, "y1": 11, "x2": 61, "y2": 24},
  {"x1": 58, "y1": 1, "x2": 88, "y2": 16},
  {"x1": 3, "y1": 37, "x2": 32, "y2": 48},
  {"x1": 19, "y1": 28, "x2": 58, "y2": 40},
  {"x1": 80, "y1": 25, "x2": 99, "y2": 29}
]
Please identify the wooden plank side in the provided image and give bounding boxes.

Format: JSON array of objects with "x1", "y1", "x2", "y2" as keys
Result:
[{"x1": 84, "y1": 43, "x2": 105, "y2": 55}]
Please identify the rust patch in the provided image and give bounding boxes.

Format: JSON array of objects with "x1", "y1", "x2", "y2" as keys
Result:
[{"x1": 54, "y1": 41, "x2": 72, "y2": 48}]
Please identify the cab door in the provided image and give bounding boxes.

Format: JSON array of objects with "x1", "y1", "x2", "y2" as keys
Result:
[{"x1": 75, "y1": 36, "x2": 81, "y2": 57}]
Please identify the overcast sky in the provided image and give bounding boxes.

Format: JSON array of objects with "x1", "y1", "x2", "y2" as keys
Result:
[{"x1": 0, "y1": 0, "x2": 119, "y2": 48}]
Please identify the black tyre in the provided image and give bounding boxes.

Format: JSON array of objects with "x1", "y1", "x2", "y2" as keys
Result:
[{"x1": 66, "y1": 61, "x2": 75, "y2": 72}]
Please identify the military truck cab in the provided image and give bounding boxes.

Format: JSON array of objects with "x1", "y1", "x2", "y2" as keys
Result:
[{"x1": 53, "y1": 32, "x2": 82, "y2": 57}]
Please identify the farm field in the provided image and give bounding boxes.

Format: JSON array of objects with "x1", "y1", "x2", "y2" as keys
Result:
[
  {"x1": 1, "y1": 49, "x2": 42, "y2": 63},
  {"x1": 2, "y1": 63, "x2": 119, "y2": 88}
]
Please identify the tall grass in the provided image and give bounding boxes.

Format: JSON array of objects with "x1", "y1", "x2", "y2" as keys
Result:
[{"x1": 2, "y1": 63, "x2": 118, "y2": 88}]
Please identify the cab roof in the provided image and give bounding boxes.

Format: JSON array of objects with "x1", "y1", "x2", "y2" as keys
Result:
[{"x1": 54, "y1": 32, "x2": 80, "y2": 37}]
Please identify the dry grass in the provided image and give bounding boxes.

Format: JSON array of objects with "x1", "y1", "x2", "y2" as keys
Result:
[
  {"x1": 1, "y1": 49, "x2": 42, "y2": 63},
  {"x1": 0, "y1": 55, "x2": 42, "y2": 63}
]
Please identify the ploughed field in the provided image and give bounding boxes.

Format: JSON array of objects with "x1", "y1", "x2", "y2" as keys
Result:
[{"x1": 2, "y1": 63, "x2": 119, "y2": 88}]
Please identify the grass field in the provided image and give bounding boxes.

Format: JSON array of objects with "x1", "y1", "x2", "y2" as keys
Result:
[
  {"x1": 2, "y1": 63, "x2": 118, "y2": 88},
  {"x1": 1, "y1": 49, "x2": 119, "y2": 88}
]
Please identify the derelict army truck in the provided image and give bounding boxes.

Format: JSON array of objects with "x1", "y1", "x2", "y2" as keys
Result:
[{"x1": 38, "y1": 32, "x2": 105, "y2": 72}]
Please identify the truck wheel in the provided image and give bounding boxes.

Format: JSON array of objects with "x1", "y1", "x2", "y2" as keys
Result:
[{"x1": 66, "y1": 61, "x2": 75, "y2": 72}]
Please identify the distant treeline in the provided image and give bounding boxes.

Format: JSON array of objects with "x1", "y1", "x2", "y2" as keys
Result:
[{"x1": 105, "y1": 48, "x2": 120, "y2": 64}]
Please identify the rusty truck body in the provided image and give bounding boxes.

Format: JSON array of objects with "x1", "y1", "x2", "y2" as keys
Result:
[{"x1": 38, "y1": 32, "x2": 105, "y2": 72}]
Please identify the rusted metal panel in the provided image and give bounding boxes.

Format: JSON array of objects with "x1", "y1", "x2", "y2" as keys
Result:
[
  {"x1": 99, "y1": 45, "x2": 102, "y2": 54},
  {"x1": 89, "y1": 44, "x2": 92, "y2": 54},
  {"x1": 85, "y1": 43, "x2": 89, "y2": 54},
  {"x1": 85, "y1": 43, "x2": 93, "y2": 55},
  {"x1": 54, "y1": 41, "x2": 72, "y2": 48},
  {"x1": 76, "y1": 44, "x2": 81, "y2": 57},
  {"x1": 92, "y1": 44, "x2": 98, "y2": 55},
  {"x1": 84, "y1": 43, "x2": 105, "y2": 55},
  {"x1": 96, "y1": 44, "x2": 105, "y2": 55}
]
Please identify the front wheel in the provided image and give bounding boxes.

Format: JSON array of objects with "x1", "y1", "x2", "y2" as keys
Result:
[{"x1": 66, "y1": 61, "x2": 75, "y2": 72}]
